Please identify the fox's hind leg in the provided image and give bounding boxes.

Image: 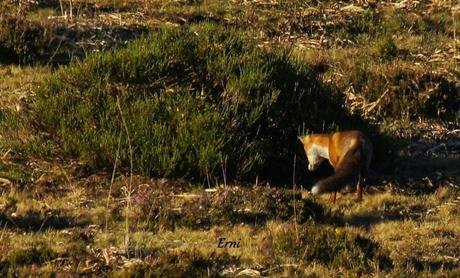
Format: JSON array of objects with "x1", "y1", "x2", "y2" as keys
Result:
[
  {"x1": 328, "y1": 192, "x2": 337, "y2": 203},
  {"x1": 356, "y1": 157, "x2": 370, "y2": 202},
  {"x1": 356, "y1": 174, "x2": 363, "y2": 202}
]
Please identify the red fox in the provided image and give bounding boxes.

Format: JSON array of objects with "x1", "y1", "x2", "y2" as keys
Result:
[{"x1": 298, "y1": 130, "x2": 373, "y2": 202}]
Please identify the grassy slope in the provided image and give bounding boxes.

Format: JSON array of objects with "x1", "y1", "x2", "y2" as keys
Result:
[{"x1": 0, "y1": 0, "x2": 459, "y2": 276}]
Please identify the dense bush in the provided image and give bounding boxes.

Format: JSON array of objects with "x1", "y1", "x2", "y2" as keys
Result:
[{"x1": 36, "y1": 23, "x2": 360, "y2": 182}]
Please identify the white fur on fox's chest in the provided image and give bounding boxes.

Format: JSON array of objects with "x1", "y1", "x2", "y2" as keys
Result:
[
  {"x1": 306, "y1": 143, "x2": 331, "y2": 172},
  {"x1": 310, "y1": 144, "x2": 330, "y2": 160},
  {"x1": 307, "y1": 144, "x2": 331, "y2": 195},
  {"x1": 308, "y1": 144, "x2": 329, "y2": 162}
]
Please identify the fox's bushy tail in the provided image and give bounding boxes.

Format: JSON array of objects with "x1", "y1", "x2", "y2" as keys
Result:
[{"x1": 311, "y1": 146, "x2": 362, "y2": 195}]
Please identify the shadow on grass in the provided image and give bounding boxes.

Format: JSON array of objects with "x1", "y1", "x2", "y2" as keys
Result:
[
  {"x1": 406, "y1": 257, "x2": 460, "y2": 272},
  {"x1": 391, "y1": 156, "x2": 460, "y2": 178},
  {"x1": 343, "y1": 199, "x2": 427, "y2": 229},
  {"x1": 0, "y1": 211, "x2": 89, "y2": 232},
  {"x1": 343, "y1": 213, "x2": 404, "y2": 229},
  {"x1": 136, "y1": 186, "x2": 338, "y2": 231},
  {"x1": 378, "y1": 156, "x2": 460, "y2": 195},
  {"x1": 171, "y1": 199, "x2": 332, "y2": 231}
]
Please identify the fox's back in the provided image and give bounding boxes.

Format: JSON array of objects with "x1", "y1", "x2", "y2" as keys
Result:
[
  {"x1": 330, "y1": 131, "x2": 372, "y2": 168},
  {"x1": 309, "y1": 131, "x2": 369, "y2": 168}
]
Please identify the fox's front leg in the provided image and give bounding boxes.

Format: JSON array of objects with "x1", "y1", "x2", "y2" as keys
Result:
[{"x1": 328, "y1": 192, "x2": 337, "y2": 203}]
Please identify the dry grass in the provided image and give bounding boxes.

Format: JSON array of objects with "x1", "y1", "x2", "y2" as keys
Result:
[
  {"x1": 1, "y1": 170, "x2": 459, "y2": 276},
  {"x1": 371, "y1": 189, "x2": 460, "y2": 264},
  {"x1": 0, "y1": 65, "x2": 49, "y2": 108}
]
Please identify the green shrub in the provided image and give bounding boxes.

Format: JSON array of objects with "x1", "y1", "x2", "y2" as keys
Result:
[{"x1": 36, "y1": 23, "x2": 360, "y2": 182}]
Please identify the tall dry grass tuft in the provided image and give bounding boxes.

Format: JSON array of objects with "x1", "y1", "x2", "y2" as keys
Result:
[
  {"x1": 452, "y1": 0, "x2": 458, "y2": 70},
  {"x1": 116, "y1": 96, "x2": 134, "y2": 257}
]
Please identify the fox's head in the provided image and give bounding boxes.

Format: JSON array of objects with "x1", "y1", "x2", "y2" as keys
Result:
[{"x1": 298, "y1": 135, "x2": 326, "y2": 171}]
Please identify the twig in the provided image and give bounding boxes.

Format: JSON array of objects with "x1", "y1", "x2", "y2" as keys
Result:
[
  {"x1": 364, "y1": 89, "x2": 390, "y2": 116},
  {"x1": 206, "y1": 168, "x2": 211, "y2": 189},
  {"x1": 1, "y1": 149, "x2": 12, "y2": 160},
  {"x1": 59, "y1": 0, "x2": 64, "y2": 17},
  {"x1": 0, "y1": 222, "x2": 7, "y2": 241},
  {"x1": 47, "y1": 36, "x2": 66, "y2": 66},
  {"x1": 105, "y1": 130, "x2": 122, "y2": 232},
  {"x1": 0, "y1": 178, "x2": 12, "y2": 186},
  {"x1": 292, "y1": 154, "x2": 299, "y2": 243},
  {"x1": 37, "y1": 216, "x2": 49, "y2": 233},
  {"x1": 69, "y1": 0, "x2": 73, "y2": 19},
  {"x1": 116, "y1": 96, "x2": 133, "y2": 258},
  {"x1": 221, "y1": 155, "x2": 227, "y2": 188},
  {"x1": 452, "y1": 0, "x2": 457, "y2": 70}
]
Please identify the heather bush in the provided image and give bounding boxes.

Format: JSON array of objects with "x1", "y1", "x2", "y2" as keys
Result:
[{"x1": 36, "y1": 23, "x2": 361, "y2": 182}]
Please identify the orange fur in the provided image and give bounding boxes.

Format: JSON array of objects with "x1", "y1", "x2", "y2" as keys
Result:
[{"x1": 298, "y1": 130, "x2": 373, "y2": 202}]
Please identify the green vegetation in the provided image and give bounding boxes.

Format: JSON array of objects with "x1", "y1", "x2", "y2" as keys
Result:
[{"x1": 35, "y1": 24, "x2": 361, "y2": 182}]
